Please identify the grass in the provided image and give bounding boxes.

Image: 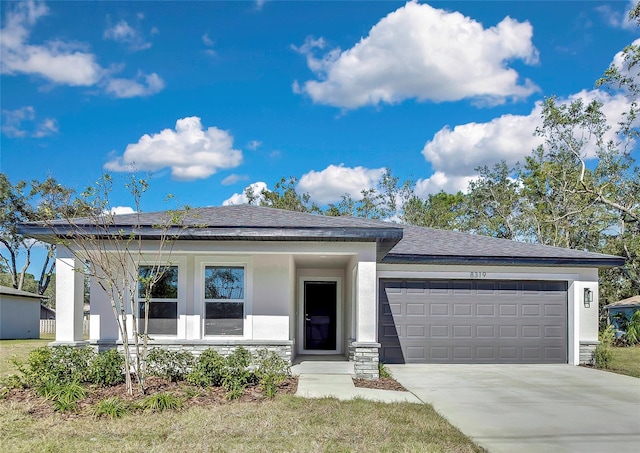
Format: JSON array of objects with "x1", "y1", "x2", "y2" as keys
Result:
[
  {"x1": 607, "y1": 345, "x2": 640, "y2": 378},
  {"x1": 0, "y1": 334, "x2": 54, "y2": 377},
  {"x1": 0, "y1": 396, "x2": 484, "y2": 452},
  {"x1": 0, "y1": 334, "x2": 484, "y2": 452}
]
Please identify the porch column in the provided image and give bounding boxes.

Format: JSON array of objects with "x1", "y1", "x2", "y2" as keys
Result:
[
  {"x1": 353, "y1": 256, "x2": 380, "y2": 379},
  {"x1": 52, "y1": 245, "x2": 86, "y2": 345}
]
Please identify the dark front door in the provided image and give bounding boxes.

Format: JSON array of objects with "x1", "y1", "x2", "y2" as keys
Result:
[{"x1": 304, "y1": 281, "x2": 337, "y2": 350}]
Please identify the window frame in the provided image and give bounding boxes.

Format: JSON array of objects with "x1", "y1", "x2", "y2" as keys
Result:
[
  {"x1": 195, "y1": 256, "x2": 252, "y2": 339},
  {"x1": 134, "y1": 256, "x2": 187, "y2": 338}
]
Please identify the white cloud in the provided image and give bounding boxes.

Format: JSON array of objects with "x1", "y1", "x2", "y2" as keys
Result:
[
  {"x1": 421, "y1": 107, "x2": 543, "y2": 178},
  {"x1": 202, "y1": 33, "x2": 214, "y2": 47},
  {"x1": 104, "y1": 116, "x2": 243, "y2": 181},
  {"x1": 294, "y1": 1, "x2": 539, "y2": 109},
  {"x1": 109, "y1": 206, "x2": 136, "y2": 215},
  {"x1": 105, "y1": 72, "x2": 165, "y2": 98},
  {"x1": 1, "y1": 1, "x2": 104, "y2": 86},
  {"x1": 418, "y1": 89, "x2": 632, "y2": 195},
  {"x1": 104, "y1": 19, "x2": 152, "y2": 51},
  {"x1": 297, "y1": 164, "x2": 386, "y2": 204},
  {"x1": 221, "y1": 174, "x2": 249, "y2": 186},
  {"x1": 2, "y1": 106, "x2": 57, "y2": 138},
  {"x1": 33, "y1": 117, "x2": 58, "y2": 137},
  {"x1": 0, "y1": 1, "x2": 164, "y2": 98},
  {"x1": 247, "y1": 140, "x2": 262, "y2": 150},
  {"x1": 414, "y1": 172, "x2": 476, "y2": 198},
  {"x1": 1, "y1": 106, "x2": 34, "y2": 137},
  {"x1": 223, "y1": 181, "x2": 267, "y2": 205},
  {"x1": 596, "y1": 1, "x2": 637, "y2": 30}
]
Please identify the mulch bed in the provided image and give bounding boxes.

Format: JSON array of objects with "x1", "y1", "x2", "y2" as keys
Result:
[
  {"x1": 352, "y1": 377, "x2": 407, "y2": 392},
  {"x1": 1, "y1": 376, "x2": 298, "y2": 420}
]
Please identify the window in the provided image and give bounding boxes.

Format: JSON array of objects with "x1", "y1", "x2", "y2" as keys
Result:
[
  {"x1": 204, "y1": 266, "x2": 244, "y2": 336},
  {"x1": 137, "y1": 266, "x2": 178, "y2": 335}
]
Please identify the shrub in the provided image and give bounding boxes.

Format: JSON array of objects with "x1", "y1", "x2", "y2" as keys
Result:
[
  {"x1": 222, "y1": 347, "x2": 254, "y2": 399},
  {"x1": 378, "y1": 362, "x2": 392, "y2": 379},
  {"x1": 186, "y1": 349, "x2": 226, "y2": 387},
  {"x1": 594, "y1": 344, "x2": 613, "y2": 369},
  {"x1": 254, "y1": 349, "x2": 290, "y2": 398},
  {"x1": 89, "y1": 349, "x2": 126, "y2": 387},
  {"x1": 595, "y1": 325, "x2": 616, "y2": 369},
  {"x1": 140, "y1": 392, "x2": 182, "y2": 412},
  {"x1": 13, "y1": 346, "x2": 95, "y2": 387},
  {"x1": 92, "y1": 397, "x2": 130, "y2": 418},
  {"x1": 625, "y1": 310, "x2": 640, "y2": 345},
  {"x1": 146, "y1": 348, "x2": 195, "y2": 382},
  {"x1": 37, "y1": 381, "x2": 86, "y2": 413}
]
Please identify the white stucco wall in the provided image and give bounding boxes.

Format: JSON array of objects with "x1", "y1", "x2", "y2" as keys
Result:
[
  {"x1": 252, "y1": 254, "x2": 291, "y2": 341},
  {"x1": 0, "y1": 296, "x2": 40, "y2": 339},
  {"x1": 377, "y1": 263, "x2": 600, "y2": 365},
  {"x1": 80, "y1": 240, "x2": 373, "y2": 347}
]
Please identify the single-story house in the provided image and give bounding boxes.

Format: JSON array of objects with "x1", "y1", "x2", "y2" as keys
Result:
[
  {"x1": 18, "y1": 205, "x2": 624, "y2": 378},
  {"x1": 604, "y1": 296, "x2": 640, "y2": 336},
  {"x1": 41, "y1": 304, "x2": 56, "y2": 320},
  {"x1": 0, "y1": 285, "x2": 45, "y2": 339}
]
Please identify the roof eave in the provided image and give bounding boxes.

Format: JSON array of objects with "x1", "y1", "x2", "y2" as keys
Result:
[
  {"x1": 17, "y1": 224, "x2": 403, "y2": 259},
  {"x1": 381, "y1": 254, "x2": 626, "y2": 268}
]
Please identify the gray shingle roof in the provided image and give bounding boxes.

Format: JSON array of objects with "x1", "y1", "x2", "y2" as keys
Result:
[
  {"x1": 0, "y1": 286, "x2": 46, "y2": 299},
  {"x1": 604, "y1": 295, "x2": 640, "y2": 308},
  {"x1": 19, "y1": 204, "x2": 624, "y2": 267}
]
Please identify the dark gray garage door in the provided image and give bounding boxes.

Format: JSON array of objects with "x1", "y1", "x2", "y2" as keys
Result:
[{"x1": 379, "y1": 279, "x2": 567, "y2": 364}]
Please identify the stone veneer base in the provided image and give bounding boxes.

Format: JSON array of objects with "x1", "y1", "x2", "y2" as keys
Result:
[{"x1": 579, "y1": 340, "x2": 599, "y2": 365}]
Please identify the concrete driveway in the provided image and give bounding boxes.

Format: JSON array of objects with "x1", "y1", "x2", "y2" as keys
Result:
[{"x1": 388, "y1": 364, "x2": 640, "y2": 453}]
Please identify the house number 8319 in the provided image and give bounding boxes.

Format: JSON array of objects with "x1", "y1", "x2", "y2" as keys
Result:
[{"x1": 470, "y1": 272, "x2": 487, "y2": 279}]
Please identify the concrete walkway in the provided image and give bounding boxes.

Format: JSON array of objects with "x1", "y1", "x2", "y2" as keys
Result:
[
  {"x1": 388, "y1": 364, "x2": 640, "y2": 453},
  {"x1": 291, "y1": 356, "x2": 421, "y2": 403}
]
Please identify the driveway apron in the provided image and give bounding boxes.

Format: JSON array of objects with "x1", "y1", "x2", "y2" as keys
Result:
[{"x1": 388, "y1": 364, "x2": 640, "y2": 453}]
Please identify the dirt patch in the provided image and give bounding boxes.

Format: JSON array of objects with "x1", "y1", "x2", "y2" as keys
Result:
[
  {"x1": 1, "y1": 376, "x2": 298, "y2": 419},
  {"x1": 352, "y1": 377, "x2": 407, "y2": 392}
]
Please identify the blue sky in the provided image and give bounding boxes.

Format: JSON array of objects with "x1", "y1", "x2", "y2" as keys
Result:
[{"x1": 2, "y1": 0, "x2": 639, "y2": 217}]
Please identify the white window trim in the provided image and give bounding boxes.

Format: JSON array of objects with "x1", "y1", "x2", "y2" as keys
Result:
[
  {"x1": 195, "y1": 256, "x2": 253, "y2": 340},
  {"x1": 135, "y1": 255, "x2": 188, "y2": 339}
]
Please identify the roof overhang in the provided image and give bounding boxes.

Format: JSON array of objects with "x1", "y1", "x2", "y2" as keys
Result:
[
  {"x1": 18, "y1": 224, "x2": 404, "y2": 261},
  {"x1": 382, "y1": 253, "x2": 627, "y2": 268}
]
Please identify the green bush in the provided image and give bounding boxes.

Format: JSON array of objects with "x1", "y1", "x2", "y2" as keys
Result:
[
  {"x1": 222, "y1": 347, "x2": 254, "y2": 399},
  {"x1": 254, "y1": 349, "x2": 290, "y2": 398},
  {"x1": 186, "y1": 349, "x2": 226, "y2": 387},
  {"x1": 146, "y1": 348, "x2": 195, "y2": 382},
  {"x1": 36, "y1": 381, "x2": 86, "y2": 413},
  {"x1": 139, "y1": 392, "x2": 182, "y2": 412},
  {"x1": 378, "y1": 362, "x2": 392, "y2": 379},
  {"x1": 89, "y1": 349, "x2": 126, "y2": 387},
  {"x1": 13, "y1": 346, "x2": 95, "y2": 387},
  {"x1": 625, "y1": 311, "x2": 640, "y2": 345},
  {"x1": 92, "y1": 397, "x2": 130, "y2": 418},
  {"x1": 594, "y1": 344, "x2": 613, "y2": 369}
]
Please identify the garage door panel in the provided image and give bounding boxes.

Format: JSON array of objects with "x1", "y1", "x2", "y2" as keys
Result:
[{"x1": 379, "y1": 279, "x2": 567, "y2": 364}]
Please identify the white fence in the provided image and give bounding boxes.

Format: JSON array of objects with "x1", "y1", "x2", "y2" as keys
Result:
[{"x1": 40, "y1": 319, "x2": 90, "y2": 336}]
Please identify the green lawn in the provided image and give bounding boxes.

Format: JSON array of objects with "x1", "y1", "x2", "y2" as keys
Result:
[
  {"x1": 607, "y1": 345, "x2": 640, "y2": 378},
  {"x1": 0, "y1": 335, "x2": 54, "y2": 377},
  {"x1": 0, "y1": 336, "x2": 485, "y2": 453}
]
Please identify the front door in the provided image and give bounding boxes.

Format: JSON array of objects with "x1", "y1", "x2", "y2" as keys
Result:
[{"x1": 304, "y1": 281, "x2": 337, "y2": 351}]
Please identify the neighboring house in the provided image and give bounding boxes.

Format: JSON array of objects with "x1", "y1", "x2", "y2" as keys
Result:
[
  {"x1": 0, "y1": 286, "x2": 45, "y2": 339},
  {"x1": 18, "y1": 205, "x2": 624, "y2": 378},
  {"x1": 605, "y1": 296, "x2": 640, "y2": 336},
  {"x1": 41, "y1": 304, "x2": 56, "y2": 320}
]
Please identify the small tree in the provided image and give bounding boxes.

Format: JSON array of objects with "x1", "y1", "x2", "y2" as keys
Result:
[
  {"x1": 49, "y1": 174, "x2": 189, "y2": 395},
  {"x1": 0, "y1": 173, "x2": 82, "y2": 297}
]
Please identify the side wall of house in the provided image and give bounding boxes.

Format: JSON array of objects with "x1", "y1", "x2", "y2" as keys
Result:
[{"x1": 0, "y1": 297, "x2": 40, "y2": 339}]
